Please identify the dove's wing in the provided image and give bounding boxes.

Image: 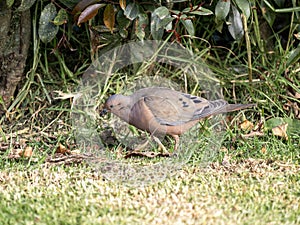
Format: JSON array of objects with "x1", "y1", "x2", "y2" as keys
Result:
[
  {"x1": 141, "y1": 89, "x2": 210, "y2": 126},
  {"x1": 132, "y1": 87, "x2": 253, "y2": 126}
]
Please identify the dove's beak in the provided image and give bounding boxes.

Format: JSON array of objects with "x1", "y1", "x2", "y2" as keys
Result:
[{"x1": 100, "y1": 108, "x2": 108, "y2": 117}]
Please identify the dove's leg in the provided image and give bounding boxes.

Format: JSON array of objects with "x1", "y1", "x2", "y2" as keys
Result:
[
  {"x1": 132, "y1": 135, "x2": 170, "y2": 155},
  {"x1": 153, "y1": 135, "x2": 181, "y2": 155},
  {"x1": 171, "y1": 135, "x2": 180, "y2": 151},
  {"x1": 133, "y1": 135, "x2": 167, "y2": 153},
  {"x1": 152, "y1": 136, "x2": 169, "y2": 154}
]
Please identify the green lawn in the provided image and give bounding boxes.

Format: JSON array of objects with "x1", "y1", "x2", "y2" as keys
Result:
[{"x1": 1, "y1": 134, "x2": 299, "y2": 225}]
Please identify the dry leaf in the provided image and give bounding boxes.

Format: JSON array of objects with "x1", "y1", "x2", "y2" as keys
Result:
[
  {"x1": 272, "y1": 123, "x2": 288, "y2": 140},
  {"x1": 18, "y1": 146, "x2": 33, "y2": 158},
  {"x1": 222, "y1": 154, "x2": 231, "y2": 167},
  {"x1": 15, "y1": 149, "x2": 23, "y2": 157},
  {"x1": 53, "y1": 90, "x2": 79, "y2": 99},
  {"x1": 103, "y1": 4, "x2": 115, "y2": 33},
  {"x1": 119, "y1": 0, "x2": 126, "y2": 10},
  {"x1": 56, "y1": 143, "x2": 71, "y2": 154},
  {"x1": 242, "y1": 131, "x2": 264, "y2": 138},
  {"x1": 70, "y1": 150, "x2": 81, "y2": 154},
  {"x1": 72, "y1": 0, "x2": 102, "y2": 15},
  {"x1": 220, "y1": 146, "x2": 228, "y2": 153},
  {"x1": 240, "y1": 119, "x2": 254, "y2": 132},
  {"x1": 77, "y1": 4, "x2": 105, "y2": 26},
  {"x1": 115, "y1": 146, "x2": 124, "y2": 159},
  {"x1": 261, "y1": 146, "x2": 267, "y2": 154}
]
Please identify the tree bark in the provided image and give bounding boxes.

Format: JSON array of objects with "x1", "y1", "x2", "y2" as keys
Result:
[{"x1": 0, "y1": 2, "x2": 31, "y2": 114}]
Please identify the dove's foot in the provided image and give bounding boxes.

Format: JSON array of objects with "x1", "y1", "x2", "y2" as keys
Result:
[
  {"x1": 152, "y1": 136, "x2": 170, "y2": 155},
  {"x1": 128, "y1": 136, "x2": 171, "y2": 156},
  {"x1": 131, "y1": 139, "x2": 150, "y2": 152}
]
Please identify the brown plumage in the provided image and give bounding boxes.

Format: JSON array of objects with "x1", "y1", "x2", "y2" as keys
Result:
[{"x1": 101, "y1": 87, "x2": 255, "y2": 151}]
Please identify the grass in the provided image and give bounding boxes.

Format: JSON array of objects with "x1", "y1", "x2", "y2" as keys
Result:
[
  {"x1": 1, "y1": 57, "x2": 300, "y2": 224},
  {"x1": 1, "y1": 2, "x2": 300, "y2": 224},
  {"x1": 0, "y1": 148, "x2": 299, "y2": 225},
  {"x1": 1, "y1": 118, "x2": 299, "y2": 224}
]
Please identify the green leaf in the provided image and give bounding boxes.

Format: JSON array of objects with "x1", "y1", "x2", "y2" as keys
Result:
[
  {"x1": 57, "y1": 0, "x2": 79, "y2": 9},
  {"x1": 119, "y1": 28, "x2": 128, "y2": 38},
  {"x1": 153, "y1": 6, "x2": 170, "y2": 19},
  {"x1": 273, "y1": 0, "x2": 285, "y2": 8},
  {"x1": 235, "y1": 0, "x2": 250, "y2": 20},
  {"x1": 135, "y1": 13, "x2": 148, "y2": 41},
  {"x1": 117, "y1": 10, "x2": 131, "y2": 30},
  {"x1": 215, "y1": 0, "x2": 230, "y2": 20},
  {"x1": 124, "y1": 2, "x2": 140, "y2": 20},
  {"x1": 215, "y1": 20, "x2": 224, "y2": 33},
  {"x1": 16, "y1": 0, "x2": 36, "y2": 11},
  {"x1": 286, "y1": 44, "x2": 300, "y2": 67},
  {"x1": 53, "y1": 9, "x2": 68, "y2": 25},
  {"x1": 6, "y1": 0, "x2": 14, "y2": 8},
  {"x1": 156, "y1": 17, "x2": 174, "y2": 31},
  {"x1": 182, "y1": 6, "x2": 213, "y2": 16},
  {"x1": 142, "y1": 4, "x2": 156, "y2": 13},
  {"x1": 181, "y1": 19, "x2": 194, "y2": 36},
  {"x1": 38, "y1": 3, "x2": 59, "y2": 43},
  {"x1": 151, "y1": 6, "x2": 171, "y2": 40},
  {"x1": 151, "y1": 17, "x2": 164, "y2": 40},
  {"x1": 189, "y1": 8, "x2": 213, "y2": 16},
  {"x1": 228, "y1": 5, "x2": 244, "y2": 40},
  {"x1": 261, "y1": 2, "x2": 276, "y2": 27}
]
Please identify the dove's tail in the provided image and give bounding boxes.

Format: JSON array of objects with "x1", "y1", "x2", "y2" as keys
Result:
[
  {"x1": 194, "y1": 101, "x2": 256, "y2": 120},
  {"x1": 223, "y1": 103, "x2": 256, "y2": 113}
]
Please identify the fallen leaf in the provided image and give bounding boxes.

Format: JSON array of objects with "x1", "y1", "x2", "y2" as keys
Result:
[
  {"x1": 56, "y1": 143, "x2": 71, "y2": 154},
  {"x1": 272, "y1": 123, "x2": 288, "y2": 140},
  {"x1": 53, "y1": 90, "x2": 78, "y2": 99},
  {"x1": 240, "y1": 119, "x2": 254, "y2": 132},
  {"x1": 16, "y1": 149, "x2": 23, "y2": 157},
  {"x1": 261, "y1": 146, "x2": 267, "y2": 154},
  {"x1": 265, "y1": 117, "x2": 300, "y2": 136},
  {"x1": 220, "y1": 146, "x2": 228, "y2": 153},
  {"x1": 222, "y1": 154, "x2": 231, "y2": 167},
  {"x1": 18, "y1": 146, "x2": 33, "y2": 158},
  {"x1": 70, "y1": 150, "x2": 81, "y2": 154},
  {"x1": 283, "y1": 101, "x2": 300, "y2": 118},
  {"x1": 242, "y1": 131, "x2": 264, "y2": 138},
  {"x1": 115, "y1": 146, "x2": 124, "y2": 159}
]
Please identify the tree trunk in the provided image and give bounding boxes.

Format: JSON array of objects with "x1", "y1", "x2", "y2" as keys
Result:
[{"x1": 0, "y1": 2, "x2": 31, "y2": 114}]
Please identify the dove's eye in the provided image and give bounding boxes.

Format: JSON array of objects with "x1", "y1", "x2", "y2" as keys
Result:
[{"x1": 110, "y1": 105, "x2": 114, "y2": 108}]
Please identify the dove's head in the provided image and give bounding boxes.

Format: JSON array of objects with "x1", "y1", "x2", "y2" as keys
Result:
[{"x1": 101, "y1": 94, "x2": 132, "y2": 122}]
